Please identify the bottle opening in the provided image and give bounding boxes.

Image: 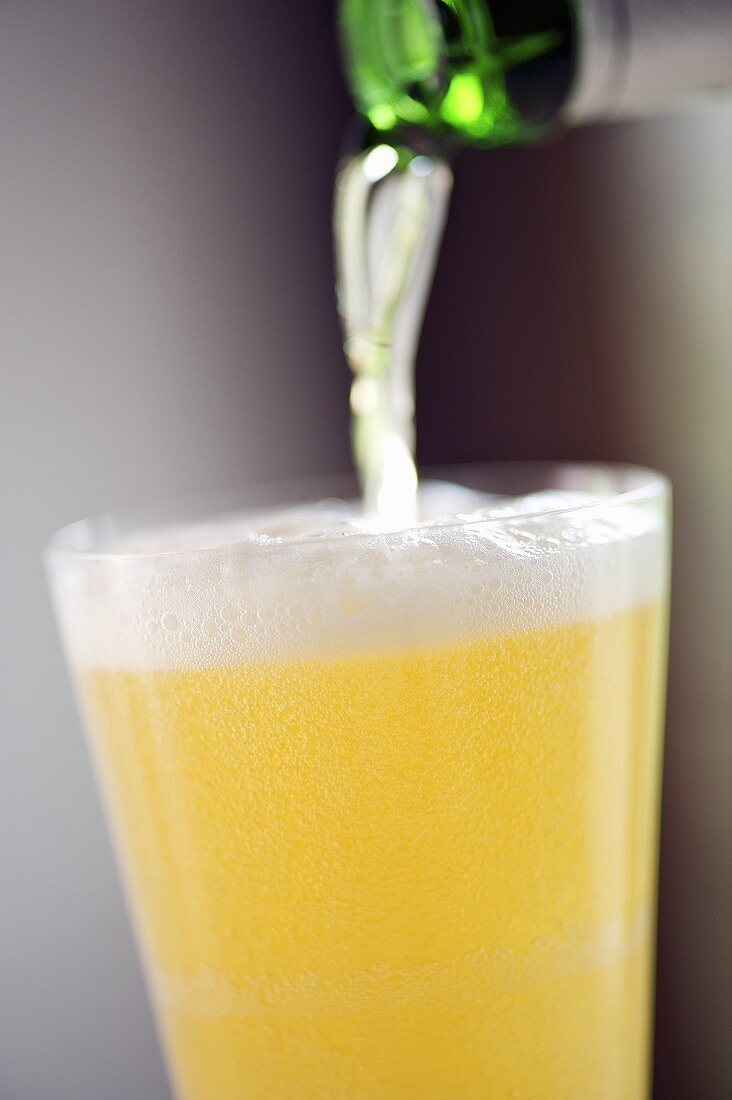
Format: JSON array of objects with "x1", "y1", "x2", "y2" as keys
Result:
[{"x1": 339, "y1": 0, "x2": 577, "y2": 146}]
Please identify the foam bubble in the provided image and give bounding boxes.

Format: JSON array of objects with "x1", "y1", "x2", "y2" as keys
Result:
[{"x1": 49, "y1": 482, "x2": 668, "y2": 670}]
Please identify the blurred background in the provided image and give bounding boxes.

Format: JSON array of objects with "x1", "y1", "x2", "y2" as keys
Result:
[{"x1": 1, "y1": 2, "x2": 730, "y2": 1098}]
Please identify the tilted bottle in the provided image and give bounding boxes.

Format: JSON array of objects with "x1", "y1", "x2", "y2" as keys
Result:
[{"x1": 339, "y1": 0, "x2": 732, "y2": 147}]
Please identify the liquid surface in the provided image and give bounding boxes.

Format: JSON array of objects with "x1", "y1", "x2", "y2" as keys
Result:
[{"x1": 55, "y1": 484, "x2": 665, "y2": 670}]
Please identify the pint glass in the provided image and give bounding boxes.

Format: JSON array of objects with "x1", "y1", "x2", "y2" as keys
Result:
[{"x1": 48, "y1": 463, "x2": 670, "y2": 1099}]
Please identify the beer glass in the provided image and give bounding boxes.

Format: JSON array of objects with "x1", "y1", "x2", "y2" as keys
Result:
[{"x1": 47, "y1": 463, "x2": 670, "y2": 1099}]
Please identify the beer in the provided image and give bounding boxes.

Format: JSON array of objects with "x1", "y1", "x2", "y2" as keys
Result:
[{"x1": 50, "y1": 472, "x2": 669, "y2": 1099}]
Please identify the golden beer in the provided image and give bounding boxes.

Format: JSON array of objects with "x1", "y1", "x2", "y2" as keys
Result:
[{"x1": 50, "y1": 470, "x2": 669, "y2": 1099}]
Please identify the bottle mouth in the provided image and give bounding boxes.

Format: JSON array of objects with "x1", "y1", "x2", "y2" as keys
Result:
[{"x1": 339, "y1": 0, "x2": 577, "y2": 147}]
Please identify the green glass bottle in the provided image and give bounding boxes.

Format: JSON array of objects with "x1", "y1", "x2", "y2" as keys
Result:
[
  {"x1": 339, "y1": 0, "x2": 576, "y2": 147},
  {"x1": 339, "y1": 0, "x2": 732, "y2": 148}
]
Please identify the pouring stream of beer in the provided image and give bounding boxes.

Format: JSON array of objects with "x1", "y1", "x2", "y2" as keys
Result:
[{"x1": 334, "y1": 145, "x2": 453, "y2": 525}]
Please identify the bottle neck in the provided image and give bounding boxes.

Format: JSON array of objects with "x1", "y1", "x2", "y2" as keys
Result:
[
  {"x1": 339, "y1": 0, "x2": 577, "y2": 148},
  {"x1": 340, "y1": 0, "x2": 732, "y2": 150},
  {"x1": 567, "y1": 0, "x2": 732, "y2": 123}
]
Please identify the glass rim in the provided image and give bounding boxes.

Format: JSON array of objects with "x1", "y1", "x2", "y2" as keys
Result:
[{"x1": 46, "y1": 461, "x2": 669, "y2": 565}]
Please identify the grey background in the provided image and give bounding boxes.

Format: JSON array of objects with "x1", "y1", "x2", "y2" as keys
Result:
[{"x1": 1, "y1": 3, "x2": 730, "y2": 1098}]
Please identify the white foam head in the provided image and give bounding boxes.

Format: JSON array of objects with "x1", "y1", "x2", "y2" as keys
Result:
[{"x1": 48, "y1": 476, "x2": 669, "y2": 670}]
